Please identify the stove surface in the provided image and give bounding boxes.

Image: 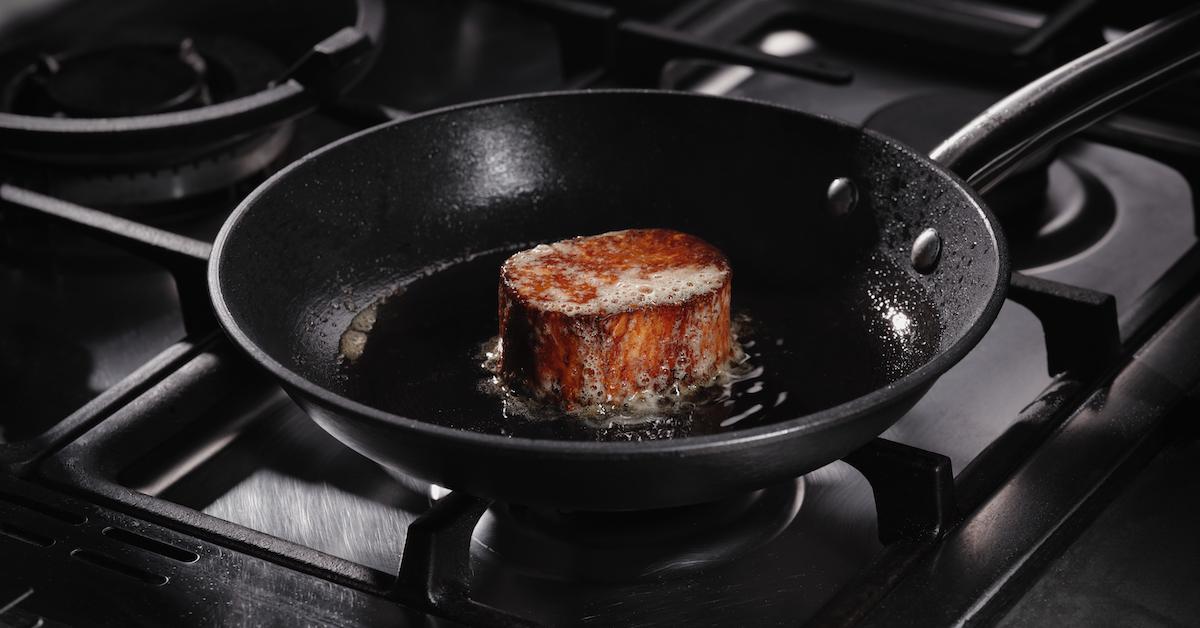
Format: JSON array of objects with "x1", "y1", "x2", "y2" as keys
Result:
[{"x1": 3, "y1": 1, "x2": 1200, "y2": 626}]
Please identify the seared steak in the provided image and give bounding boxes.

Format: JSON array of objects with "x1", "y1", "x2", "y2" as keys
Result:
[{"x1": 498, "y1": 229, "x2": 732, "y2": 410}]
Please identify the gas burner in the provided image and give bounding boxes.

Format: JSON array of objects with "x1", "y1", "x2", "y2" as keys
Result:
[
  {"x1": 472, "y1": 479, "x2": 804, "y2": 582},
  {"x1": 866, "y1": 89, "x2": 1115, "y2": 268},
  {"x1": 0, "y1": 34, "x2": 293, "y2": 207},
  {"x1": 0, "y1": 0, "x2": 383, "y2": 207}
]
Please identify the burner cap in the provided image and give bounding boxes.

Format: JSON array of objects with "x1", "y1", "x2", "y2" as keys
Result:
[
  {"x1": 31, "y1": 40, "x2": 209, "y2": 118},
  {"x1": 0, "y1": 0, "x2": 384, "y2": 206},
  {"x1": 472, "y1": 479, "x2": 804, "y2": 583}
]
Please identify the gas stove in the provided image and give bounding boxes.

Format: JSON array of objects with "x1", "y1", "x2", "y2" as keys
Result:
[{"x1": 2, "y1": 1, "x2": 1200, "y2": 626}]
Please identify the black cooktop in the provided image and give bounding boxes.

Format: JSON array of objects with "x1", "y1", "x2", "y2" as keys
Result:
[{"x1": 2, "y1": 1, "x2": 1200, "y2": 626}]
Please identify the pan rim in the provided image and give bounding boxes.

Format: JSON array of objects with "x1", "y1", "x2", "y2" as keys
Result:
[{"x1": 208, "y1": 88, "x2": 1010, "y2": 457}]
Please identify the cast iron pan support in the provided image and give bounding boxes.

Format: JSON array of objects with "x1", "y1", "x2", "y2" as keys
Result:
[
  {"x1": 279, "y1": 27, "x2": 404, "y2": 128},
  {"x1": 1008, "y1": 272, "x2": 1119, "y2": 377},
  {"x1": 844, "y1": 438, "x2": 956, "y2": 544},
  {"x1": 502, "y1": 0, "x2": 614, "y2": 80},
  {"x1": 0, "y1": 185, "x2": 214, "y2": 337},
  {"x1": 277, "y1": 27, "x2": 375, "y2": 103},
  {"x1": 1010, "y1": 0, "x2": 1106, "y2": 59},
  {"x1": 393, "y1": 492, "x2": 533, "y2": 627},
  {"x1": 501, "y1": 0, "x2": 852, "y2": 87}
]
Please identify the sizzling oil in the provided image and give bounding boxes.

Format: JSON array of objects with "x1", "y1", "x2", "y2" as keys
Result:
[{"x1": 338, "y1": 249, "x2": 941, "y2": 442}]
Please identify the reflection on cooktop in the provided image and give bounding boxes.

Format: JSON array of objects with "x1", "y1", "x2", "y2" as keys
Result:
[{"x1": 131, "y1": 394, "x2": 430, "y2": 574}]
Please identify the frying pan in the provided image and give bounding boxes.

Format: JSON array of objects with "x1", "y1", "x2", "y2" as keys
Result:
[{"x1": 195, "y1": 8, "x2": 1198, "y2": 511}]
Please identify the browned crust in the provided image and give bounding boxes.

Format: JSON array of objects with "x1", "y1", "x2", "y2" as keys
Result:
[{"x1": 499, "y1": 229, "x2": 729, "y2": 313}]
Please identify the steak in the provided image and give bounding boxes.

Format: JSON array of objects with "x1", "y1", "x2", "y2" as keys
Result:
[{"x1": 498, "y1": 228, "x2": 732, "y2": 410}]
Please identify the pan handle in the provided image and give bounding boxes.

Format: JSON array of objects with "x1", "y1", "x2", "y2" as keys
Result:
[{"x1": 931, "y1": 4, "x2": 1200, "y2": 193}]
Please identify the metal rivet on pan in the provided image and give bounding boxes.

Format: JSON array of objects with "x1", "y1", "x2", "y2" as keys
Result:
[
  {"x1": 911, "y1": 228, "x2": 942, "y2": 274},
  {"x1": 827, "y1": 177, "x2": 858, "y2": 216}
]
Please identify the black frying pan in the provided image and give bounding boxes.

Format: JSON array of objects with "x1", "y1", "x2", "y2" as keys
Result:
[{"x1": 205, "y1": 10, "x2": 1200, "y2": 510}]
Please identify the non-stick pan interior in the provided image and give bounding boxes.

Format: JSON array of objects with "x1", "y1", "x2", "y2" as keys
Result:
[{"x1": 211, "y1": 91, "x2": 1003, "y2": 441}]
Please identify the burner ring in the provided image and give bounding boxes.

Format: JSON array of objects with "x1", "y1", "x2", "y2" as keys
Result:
[
  {"x1": 472, "y1": 478, "x2": 804, "y2": 583},
  {"x1": 0, "y1": 0, "x2": 383, "y2": 155},
  {"x1": 1, "y1": 123, "x2": 293, "y2": 206}
]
